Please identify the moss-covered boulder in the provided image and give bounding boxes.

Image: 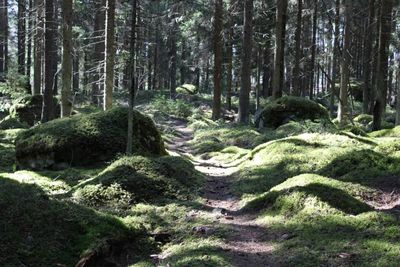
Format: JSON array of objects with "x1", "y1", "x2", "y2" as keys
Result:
[
  {"x1": 0, "y1": 115, "x2": 28, "y2": 130},
  {"x1": 74, "y1": 155, "x2": 203, "y2": 211},
  {"x1": 176, "y1": 84, "x2": 199, "y2": 95},
  {"x1": 10, "y1": 95, "x2": 60, "y2": 126},
  {"x1": 15, "y1": 107, "x2": 166, "y2": 170},
  {"x1": 255, "y1": 96, "x2": 331, "y2": 129}
]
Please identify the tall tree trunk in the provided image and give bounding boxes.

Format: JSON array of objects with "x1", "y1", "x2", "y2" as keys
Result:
[
  {"x1": 226, "y1": 13, "x2": 234, "y2": 110},
  {"x1": 103, "y1": 0, "x2": 116, "y2": 110},
  {"x1": 292, "y1": 0, "x2": 302, "y2": 96},
  {"x1": 180, "y1": 40, "x2": 186, "y2": 85},
  {"x1": 337, "y1": 0, "x2": 352, "y2": 125},
  {"x1": 169, "y1": 21, "x2": 178, "y2": 98},
  {"x1": 42, "y1": 0, "x2": 57, "y2": 122},
  {"x1": 33, "y1": 0, "x2": 44, "y2": 95},
  {"x1": 212, "y1": 0, "x2": 223, "y2": 120},
  {"x1": 238, "y1": 0, "x2": 253, "y2": 123},
  {"x1": 61, "y1": 0, "x2": 73, "y2": 117},
  {"x1": 309, "y1": 0, "x2": 317, "y2": 99},
  {"x1": 127, "y1": 0, "x2": 137, "y2": 154},
  {"x1": 372, "y1": 0, "x2": 394, "y2": 130},
  {"x1": 92, "y1": 0, "x2": 105, "y2": 105},
  {"x1": 363, "y1": 0, "x2": 376, "y2": 113},
  {"x1": 272, "y1": 0, "x2": 288, "y2": 99},
  {"x1": 18, "y1": 0, "x2": 26, "y2": 75},
  {"x1": 330, "y1": 0, "x2": 340, "y2": 116},
  {"x1": 27, "y1": 0, "x2": 33, "y2": 87},
  {"x1": 0, "y1": 0, "x2": 8, "y2": 81}
]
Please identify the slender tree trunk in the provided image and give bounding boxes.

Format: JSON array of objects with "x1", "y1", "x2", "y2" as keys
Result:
[
  {"x1": 127, "y1": 0, "x2": 137, "y2": 154},
  {"x1": 337, "y1": 0, "x2": 352, "y2": 125},
  {"x1": 238, "y1": 0, "x2": 253, "y2": 123},
  {"x1": 293, "y1": 0, "x2": 302, "y2": 96},
  {"x1": 42, "y1": 0, "x2": 57, "y2": 122},
  {"x1": 372, "y1": 0, "x2": 394, "y2": 130},
  {"x1": 330, "y1": 0, "x2": 340, "y2": 116},
  {"x1": 103, "y1": 0, "x2": 116, "y2": 110},
  {"x1": 61, "y1": 0, "x2": 73, "y2": 117},
  {"x1": 169, "y1": 21, "x2": 177, "y2": 98},
  {"x1": 309, "y1": 0, "x2": 317, "y2": 99},
  {"x1": 180, "y1": 40, "x2": 186, "y2": 85},
  {"x1": 212, "y1": 0, "x2": 223, "y2": 120},
  {"x1": 363, "y1": 0, "x2": 375, "y2": 113},
  {"x1": 396, "y1": 70, "x2": 400, "y2": 125},
  {"x1": 27, "y1": 0, "x2": 33, "y2": 86},
  {"x1": 272, "y1": 0, "x2": 288, "y2": 99},
  {"x1": 92, "y1": 0, "x2": 105, "y2": 105},
  {"x1": 0, "y1": 0, "x2": 6, "y2": 81},
  {"x1": 226, "y1": 18, "x2": 233, "y2": 110},
  {"x1": 18, "y1": 0, "x2": 26, "y2": 75},
  {"x1": 33, "y1": 0, "x2": 44, "y2": 95}
]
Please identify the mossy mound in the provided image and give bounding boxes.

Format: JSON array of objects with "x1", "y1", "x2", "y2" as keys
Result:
[
  {"x1": 15, "y1": 107, "x2": 166, "y2": 170},
  {"x1": 0, "y1": 116, "x2": 28, "y2": 130},
  {"x1": 176, "y1": 84, "x2": 198, "y2": 95},
  {"x1": 354, "y1": 114, "x2": 373, "y2": 126},
  {"x1": 10, "y1": 95, "x2": 60, "y2": 126},
  {"x1": 256, "y1": 96, "x2": 331, "y2": 129},
  {"x1": 73, "y1": 155, "x2": 203, "y2": 211},
  {"x1": 370, "y1": 125, "x2": 400, "y2": 138},
  {"x1": 0, "y1": 177, "x2": 152, "y2": 267}
]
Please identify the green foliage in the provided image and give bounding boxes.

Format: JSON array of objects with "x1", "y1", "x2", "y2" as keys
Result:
[
  {"x1": 74, "y1": 155, "x2": 204, "y2": 212},
  {"x1": 370, "y1": 125, "x2": 400, "y2": 138},
  {"x1": 0, "y1": 71, "x2": 30, "y2": 99},
  {"x1": 153, "y1": 95, "x2": 193, "y2": 118},
  {"x1": 0, "y1": 116, "x2": 28, "y2": 130},
  {"x1": 256, "y1": 96, "x2": 331, "y2": 129},
  {"x1": 176, "y1": 84, "x2": 199, "y2": 95},
  {"x1": 15, "y1": 107, "x2": 166, "y2": 170}
]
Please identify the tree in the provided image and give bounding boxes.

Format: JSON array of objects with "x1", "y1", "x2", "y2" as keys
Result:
[
  {"x1": 292, "y1": 0, "x2": 302, "y2": 96},
  {"x1": 272, "y1": 0, "x2": 288, "y2": 99},
  {"x1": 372, "y1": 0, "x2": 394, "y2": 130},
  {"x1": 61, "y1": 0, "x2": 73, "y2": 117},
  {"x1": 127, "y1": 0, "x2": 137, "y2": 155},
  {"x1": 212, "y1": 0, "x2": 223, "y2": 120},
  {"x1": 0, "y1": 0, "x2": 8, "y2": 81},
  {"x1": 238, "y1": 0, "x2": 254, "y2": 124},
  {"x1": 18, "y1": 0, "x2": 26, "y2": 75},
  {"x1": 103, "y1": 0, "x2": 116, "y2": 111},
  {"x1": 33, "y1": 0, "x2": 44, "y2": 95},
  {"x1": 337, "y1": 0, "x2": 352, "y2": 125},
  {"x1": 41, "y1": 0, "x2": 57, "y2": 122}
]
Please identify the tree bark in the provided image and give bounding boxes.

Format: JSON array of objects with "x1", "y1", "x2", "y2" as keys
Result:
[
  {"x1": 212, "y1": 0, "x2": 223, "y2": 120},
  {"x1": 92, "y1": 0, "x2": 105, "y2": 105},
  {"x1": 238, "y1": 0, "x2": 254, "y2": 124},
  {"x1": 272, "y1": 0, "x2": 288, "y2": 99},
  {"x1": 292, "y1": 0, "x2": 302, "y2": 96},
  {"x1": 61, "y1": 0, "x2": 73, "y2": 117},
  {"x1": 33, "y1": 0, "x2": 44, "y2": 95},
  {"x1": 103, "y1": 0, "x2": 116, "y2": 110},
  {"x1": 372, "y1": 0, "x2": 394, "y2": 130},
  {"x1": 18, "y1": 0, "x2": 26, "y2": 75}
]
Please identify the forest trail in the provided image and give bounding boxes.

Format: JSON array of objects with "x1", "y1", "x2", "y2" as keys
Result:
[{"x1": 164, "y1": 117, "x2": 276, "y2": 267}]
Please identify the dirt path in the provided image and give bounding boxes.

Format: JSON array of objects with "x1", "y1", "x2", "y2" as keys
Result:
[{"x1": 164, "y1": 117, "x2": 275, "y2": 267}]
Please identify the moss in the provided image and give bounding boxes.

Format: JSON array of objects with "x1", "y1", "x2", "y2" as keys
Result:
[
  {"x1": 176, "y1": 84, "x2": 199, "y2": 95},
  {"x1": 256, "y1": 96, "x2": 331, "y2": 129},
  {"x1": 370, "y1": 125, "x2": 400, "y2": 138},
  {"x1": 354, "y1": 114, "x2": 373, "y2": 126},
  {"x1": 0, "y1": 116, "x2": 28, "y2": 130},
  {"x1": 73, "y1": 155, "x2": 204, "y2": 211},
  {"x1": 15, "y1": 107, "x2": 166, "y2": 170},
  {"x1": 9, "y1": 95, "x2": 60, "y2": 126},
  {"x1": 0, "y1": 177, "x2": 152, "y2": 267}
]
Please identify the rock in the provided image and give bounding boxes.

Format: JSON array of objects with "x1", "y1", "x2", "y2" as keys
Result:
[
  {"x1": 0, "y1": 116, "x2": 28, "y2": 130},
  {"x1": 15, "y1": 107, "x2": 166, "y2": 170},
  {"x1": 192, "y1": 226, "x2": 213, "y2": 235}
]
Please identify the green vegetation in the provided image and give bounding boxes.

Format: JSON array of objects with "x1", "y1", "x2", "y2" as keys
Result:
[
  {"x1": 15, "y1": 107, "x2": 166, "y2": 170},
  {"x1": 176, "y1": 84, "x2": 199, "y2": 95}
]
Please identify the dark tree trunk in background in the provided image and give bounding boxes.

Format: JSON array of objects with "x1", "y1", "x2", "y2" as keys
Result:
[
  {"x1": 33, "y1": 0, "x2": 44, "y2": 95},
  {"x1": 61, "y1": 0, "x2": 73, "y2": 117},
  {"x1": 363, "y1": 0, "x2": 376, "y2": 114},
  {"x1": 127, "y1": 0, "x2": 137, "y2": 155},
  {"x1": 293, "y1": 0, "x2": 302, "y2": 96},
  {"x1": 104, "y1": 0, "x2": 116, "y2": 110},
  {"x1": 372, "y1": 0, "x2": 394, "y2": 130},
  {"x1": 309, "y1": 0, "x2": 317, "y2": 99},
  {"x1": 272, "y1": 0, "x2": 288, "y2": 99},
  {"x1": 92, "y1": 0, "x2": 105, "y2": 105},
  {"x1": 26, "y1": 0, "x2": 33, "y2": 88},
  {"x1": 0, "y1": 0, "x2": 8, "y2": 81},
  {"x1": 18, "y1": 0, "x2": 26, "y2": 75},
  {"x1": 42, "y1": 0, "x2": 57, "y2": 122},
  {"x1": 238, "y1": 0, "x2": 253, "y2": 124},
  {"x1": 226, "y1": 15, "x2": 234, "y2": 110},
  {"x1": 169, "y1": 21, "x2": 178, "y2": 98},
  {"x1": 330, "y1": 0, "x2": 340, "y2": 116},
  {"x1": 212, "y1": 0, "x2": 223, "y2": 120}
]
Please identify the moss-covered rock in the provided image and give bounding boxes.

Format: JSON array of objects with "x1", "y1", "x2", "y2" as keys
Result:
[
  {"x1": 0, "y1": 115, "x2": 28, "y2": 130},
  {"x1": 15, "y1": 107, "x2": 166, "y2": 170},
  {"x1": 370, "y1": 125, "x2": 400, "y2": 138},
  {"x1": 74, "y1": 155, "x2": 203, "y2": 211},
  {"x1": 10, "y1": 95, "x2": 60, "y2": 126},
  {"x1": 176, "y1": 84, "x2": 198, "y2": 95},
  {"x1": 354, "y1": 114, "x2": 373, "y2": 126},
  {"x1": 255, "y1": 96, "x2": 331, "y2": 129}
]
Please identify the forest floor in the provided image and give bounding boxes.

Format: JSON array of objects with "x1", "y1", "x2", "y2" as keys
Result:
[{"x1": 163, "y1": 117, "x2": 276, "y2": 266}]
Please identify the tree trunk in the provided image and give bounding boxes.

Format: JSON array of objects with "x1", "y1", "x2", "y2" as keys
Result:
[
  {"x1": 103, "y1": 0, "x2": 116, "y2": 110},
  {"x1": 169, "y1": 21, "x2": 178, "y2": 98},
  {"x1": 292, "y1": 0, "x2": 302, "y2": 96},
  {"x1": 212, "y1": 0, "x2": 223, "y2": 120},
  {"x1": 272, "y1": 0, "x2": 288, "y2": 99},
  {"x1": 33, "y1": 0, "x2": 44, "y2": 95},
  {"x1": 363, "y1": 0, "x2": 376, "y2": 114},
  {"x1": 372, "y1": 0, "x2": 394, "y2": 130},
  {"x1": 92, "y1": 0, "x2": 105, "y2": 105},
  {"x1": 127, "y1": 0, "x2": 137, "y2": 155},
  {"x1": 0, "y1": 0, "x2": 8, "y2": 81},
  {"x1": 238, "y1": 0, "x2": 253, "y2": 123},
  {"x1": 18, "y1": 0, "x2": 26, "y2": 75},
  {"x1": 330, "y1": 0, "x2": 340, "y2": 116},
  {"x1": 27, "y1": 0, "x2": 33, "y2": 88},
  {"x1": 337, "y1": 0, "x2": 352, "y2": 125},
  {"x1": 42, "y1": 0, "x2": 57, "y2": 122},
  {"x1": 226, "y1": 15, "x2": 233, "y2": 110},
  {"x1": 309, "y1": 0, "x2": 317, "y2": 99},
  {"x1": 61, "y1": 0, "x2": 73, "y2": 117}
]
